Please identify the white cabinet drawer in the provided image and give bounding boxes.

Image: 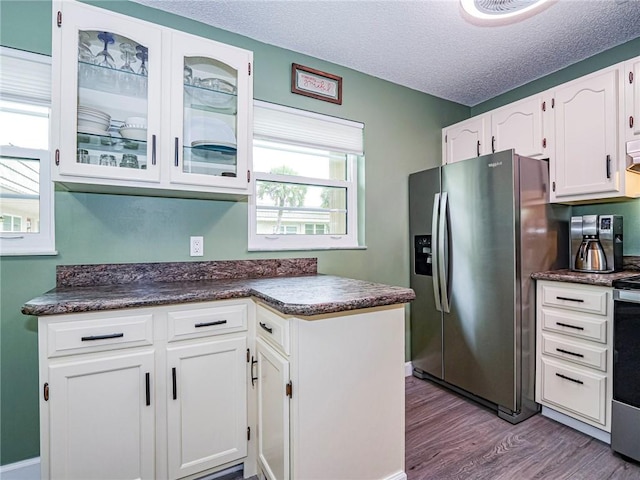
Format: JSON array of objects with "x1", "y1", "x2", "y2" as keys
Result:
[
  {"x1": 540, "y1": 284, "x2": 608, "y2": 315},
  {"x1": 539, "y1": 357, "x2": 607, "y2": 426},
  {"x1": 539, "y1": 307, "x2": 607, "y2": 343},
  {"x1": 256, "y1": 305, "x2": 290, "y2": 356},
  {"x1": 167, "y1": 302, "x2": 247, "y2": 342},
  {"x1": 541, "y1": 333, "x2": 608, "y2": 371},
  {"x1": 47, "y1": 313, "x2": 154, "y2": 358}
]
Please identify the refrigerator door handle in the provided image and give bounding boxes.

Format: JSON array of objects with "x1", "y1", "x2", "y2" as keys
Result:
[
  {"x1": 439, "y1": 192, "x2": 451, "y2": 313},
  {"x1": 431, "y1": 193, "x2": 442, "y2": 312}
]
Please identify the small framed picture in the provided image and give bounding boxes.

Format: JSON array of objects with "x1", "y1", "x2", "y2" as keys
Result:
[{"x1": 291, "y1": 63, "x2": 342, "y2": 105}]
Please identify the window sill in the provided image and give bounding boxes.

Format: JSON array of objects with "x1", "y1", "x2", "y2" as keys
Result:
[
  {"x1": 1, "y1": 249, "x2": 59, "y2": 257},
  {"x1": 248, "y1": 245, "x2": 367, "y2": 252}
]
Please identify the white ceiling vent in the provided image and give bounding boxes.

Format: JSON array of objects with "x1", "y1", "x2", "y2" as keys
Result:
[{"x1": 460, "y1": 0, "x2": 553, "y2": 24}]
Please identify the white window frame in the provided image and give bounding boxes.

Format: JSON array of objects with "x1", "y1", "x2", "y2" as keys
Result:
[
  {"x1": 249, "y1": 101, "x2": 363, "y2": 251},
  {"x1": 0, "y1": 47, "x2": 55, "y2": 256}
]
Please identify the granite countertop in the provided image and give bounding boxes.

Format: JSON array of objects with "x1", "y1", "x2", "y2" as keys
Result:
[
  {"x1": 531, "y1": 269, "x2": 639, "y2": 287},
  {"x1": 22, "y1": 260, "x2": 415, "y2": 317}
]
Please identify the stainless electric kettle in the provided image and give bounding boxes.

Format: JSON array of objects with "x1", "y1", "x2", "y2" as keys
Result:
[{"x1": 575, "y1": 238, "x2": 607, "y2": 272}]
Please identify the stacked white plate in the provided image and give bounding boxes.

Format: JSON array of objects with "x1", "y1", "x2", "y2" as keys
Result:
[{"x1": 78, "y1": 106, "x2": 111, "y2": 135}]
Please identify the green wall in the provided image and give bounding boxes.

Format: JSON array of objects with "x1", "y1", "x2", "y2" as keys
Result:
[{"x1": 0, "y1": 0, "x2": 468, "y2": 465}]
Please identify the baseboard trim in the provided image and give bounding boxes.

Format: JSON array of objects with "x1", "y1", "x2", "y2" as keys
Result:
[
  {"x1": 0, "y1": 457, "x2": 40, "y2": 479},
  {"x1": 405, "y1": 361, "x2": 413, "y2": 377},
  {"x1": 386, "y1": 471, "x2": 408, "y2": 480},
  {"x1": 541, "y1": 406, "x2": 611, "y2": 444}
]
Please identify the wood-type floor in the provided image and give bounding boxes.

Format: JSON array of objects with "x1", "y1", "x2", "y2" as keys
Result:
[
  {"x1": 223, "y1": 375, "x2": 640, "y2": 479},
  {"x1": 406, "y1": 375, "x2": 640, "y2": 480}
]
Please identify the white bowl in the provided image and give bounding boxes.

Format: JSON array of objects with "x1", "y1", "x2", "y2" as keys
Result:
[
  {"x1": 125, "y1": 116, "x2": 147, "y2": 128},
  {"x1": 119, "y1": 126, "x2": 147, "y2": 141}
]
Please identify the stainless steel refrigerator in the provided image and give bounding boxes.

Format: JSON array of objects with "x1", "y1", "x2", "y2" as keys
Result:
[{"x1": 409, "y1": 149, "x2": 569, "y2": 423}]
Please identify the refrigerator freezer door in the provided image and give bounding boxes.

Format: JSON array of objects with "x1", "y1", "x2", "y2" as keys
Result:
[
  {"x1": 409, "y1": 167, "x2": 444, "y2": 379},
  {"x1": 441, "y1": 150, "x2": 518, "y2": 410}
]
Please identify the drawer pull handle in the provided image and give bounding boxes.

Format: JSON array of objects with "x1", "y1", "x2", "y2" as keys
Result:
[
  {"x1": 194, "y1": 320, "x2": 227, "y2": 328},
  {"x1": 81, "y1": 333, "x2": 124, "y2": 341},
  {"x1": 251, "y1": 356, "x2": 258, "y2": 386},
  {"x1": 259, "y1": 322, "x2": 273, "y2": 334},
  {"x1": 556, "y1": 348, "x2": 584, "y2": 358},
  {"x1": 555, "y1": 322, "x2": 584, "y2": 331},
  {"x1": 555, "y1": 372, "x2": 584, "y2": 385},
  {"x1": 172, "y1": 367, "x2": 177, "y2": 400},
  {"x1": 145, "y1": 372, "x2": 151, "y2": 406},
  {"x1": 556, "y1": 296, "x2": 584, "y2": 303}
]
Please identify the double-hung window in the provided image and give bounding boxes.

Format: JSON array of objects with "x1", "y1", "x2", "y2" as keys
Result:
[
  {"x1": 0, "y1": 47, "x2": 54, "y2": 256},
  {"x1": 249, "y1": 101, "x2": 363, "y2": 251}
]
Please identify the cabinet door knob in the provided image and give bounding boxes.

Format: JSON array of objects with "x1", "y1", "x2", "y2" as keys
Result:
[
  {"x1": 631, "y1": 116, "x2": 635, "y2": 129},
  {"x1": 606, "y1": 154, "x2": 611, "y2": 179}
]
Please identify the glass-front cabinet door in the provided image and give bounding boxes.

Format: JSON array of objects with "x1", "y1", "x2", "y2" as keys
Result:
[
  {"x1": 168, "y1": 32, "x2": 252, "y2": 190},
  {"x1": 54, "y1": 2, "x2": 162, "y2": 183}
]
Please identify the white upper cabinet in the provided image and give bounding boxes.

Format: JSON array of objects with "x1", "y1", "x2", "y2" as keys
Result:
[
  {"x1": 51, "y1": 1, "x2": 253, "y2": 198},
  {"x1": 441, "y1": 55, "x2": 640, "y2": 204},
  {"x1": 625, "y1": 57, "x2": 640, "y2": 141},
  {"x1": 53, "y1": 2, "x2": 163, "y2": 184},
  {"x1": 168, "y1": 31, "x2": 252, "y2": 191},
  {"x1": 442, "y1": 116, "x2": 489, "y2": 164},
  {"x1": 490, "y1": 94, "x2": 547, "y2": 159},
  {"x1": 551, "y1": 65, "x2": 624, "y2": 202},
  {"x1": 442, "y1": 94, "x2": 547, "y2": 165}
]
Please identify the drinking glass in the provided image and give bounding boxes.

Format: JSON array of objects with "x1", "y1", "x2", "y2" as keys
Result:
[
  {"x1": 136, "y1": 45, "x2": 148, "y2": 76},
  {"x1": 95, "y1": 32, "x2": 115, "y2": 68},
  {"x1": 99, "y1": 154, "x2": 117, "y2": 166},
  {"x1": 119, "y1": 43, "x2": 137, "y2": 73}
]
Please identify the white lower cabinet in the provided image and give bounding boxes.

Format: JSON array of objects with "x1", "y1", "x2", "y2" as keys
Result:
[
  {"x1": 38, "y1": 299, "x2": 252, "y2": 480},
  {"x1": 535, "y1": 281, "x2": 613, "y2": 433},
  {"x1": 254, "y1": 303, "x2": 406, "y2": 480},
  {"x1": 47, "y1": 350, "x2": 156, "y2": 479},
  {"x1": 166, "y1": 336, "x2": 247, "y2": 479},
  {"x1": 256, "y1": 337, "x2": 290, "y2": 480}
]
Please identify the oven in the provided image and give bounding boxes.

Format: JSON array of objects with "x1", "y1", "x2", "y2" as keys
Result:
[{"x1": 611, "y1": 276, "x2": 640, "y2": 462}]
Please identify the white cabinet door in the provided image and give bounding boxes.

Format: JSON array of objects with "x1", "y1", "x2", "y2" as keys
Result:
[
  {"x1": 166, "y1": 336, "x2": 247, "y2": 479},
  {"x1": 552, "y1": 67, "x2": 621, "y2": 200},
  {"x1": 168, "y1": 31, "x2": 252, "y2": 190},
  {"x1": 256, "y1": 337, "x2": 290, "y2": 480},
  {"x1": 490, "y1": 95, "x2": 546, "y2": 158},
  {"x1": 625, "y1": 57, "x2": 640, "y2": 141},
  {"x1": 53, "y1": 1, "x2": 162, "y2": 183},
  {"x1": 442, "y1": 116, "x2": 489, "y2": 164},
  {"x1": 47, "y1": 350, "x2": 155, "y2": 480}
]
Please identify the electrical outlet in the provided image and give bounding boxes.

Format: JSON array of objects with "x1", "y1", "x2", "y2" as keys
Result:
[{"x1": 190, "y1": 236, "x2": 204, "y2": 257}]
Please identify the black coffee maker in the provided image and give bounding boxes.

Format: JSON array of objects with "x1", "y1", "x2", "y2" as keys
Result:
[{"x1": 570, "y1": 215, "x2": 623, "y2": 273}]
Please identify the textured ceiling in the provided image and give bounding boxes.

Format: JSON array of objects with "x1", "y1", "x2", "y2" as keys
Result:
[{"x1": 130, "y1": 0, "x2": 640, "y2": 106}]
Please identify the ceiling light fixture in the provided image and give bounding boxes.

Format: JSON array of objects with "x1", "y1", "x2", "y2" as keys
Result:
[{"x1": 460, "y1": 0, "x2": 554, "y2": 24}]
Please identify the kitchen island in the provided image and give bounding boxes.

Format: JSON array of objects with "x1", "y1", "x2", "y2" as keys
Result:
[{"x1": 23, "y1": 258, "x2": 414, "y2": 480}]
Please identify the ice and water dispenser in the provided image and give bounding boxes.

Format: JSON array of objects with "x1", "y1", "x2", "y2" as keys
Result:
[{"x1": 414, "y1": 235, "x2": 433, "y2": 276}]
